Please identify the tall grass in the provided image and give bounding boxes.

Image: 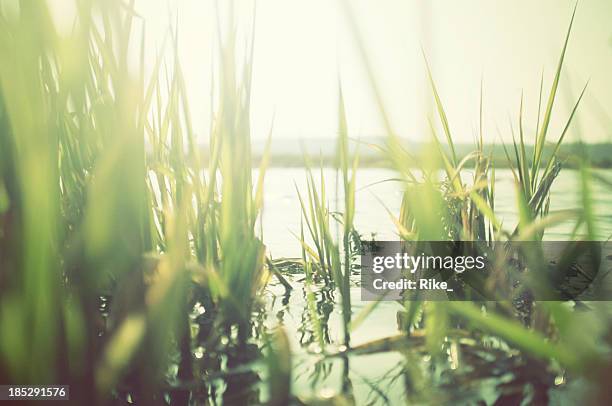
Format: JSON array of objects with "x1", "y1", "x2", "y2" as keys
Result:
[
  {"x1": 0, "y1": 0, "x2": 273, "y2": 402},
  {"x1": 342, "y1": 0, "x2": 609, "y2": 383},
  {"x1": 296, "y1": 86, "x2": 358, "y2": 348},
  {"x1": 0, "y1": 0, "x2": 610, "y2": 404},
  {"x1": 0, "y1": 0, "x2": 157, "y2": 392}
]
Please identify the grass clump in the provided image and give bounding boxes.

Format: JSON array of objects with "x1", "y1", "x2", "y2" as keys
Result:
[{"x1": 0, "y1": 0, "x2": 273, "y2": 403}]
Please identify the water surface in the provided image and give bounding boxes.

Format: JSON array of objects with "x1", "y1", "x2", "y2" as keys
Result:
[{"x1": 253, "y1": 168, "x2": 612, "y2": 403}]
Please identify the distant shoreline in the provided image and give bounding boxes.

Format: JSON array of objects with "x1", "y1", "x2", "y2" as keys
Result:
[
  {"x1": 260, "y1": 154, "x2": 612, "y2": 169},
  {"x1": 180, "y1": 140, "x2": 612, "y2": 169}
]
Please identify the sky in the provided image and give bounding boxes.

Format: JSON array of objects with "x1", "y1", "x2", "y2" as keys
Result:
[{"x1": 48, "y1": 0, "x2": 612, "y2": 144}]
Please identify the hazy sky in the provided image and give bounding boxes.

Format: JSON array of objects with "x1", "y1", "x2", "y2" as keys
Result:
[{"x1": 50, "y1": 0, "x2": 612, "y2": 143}]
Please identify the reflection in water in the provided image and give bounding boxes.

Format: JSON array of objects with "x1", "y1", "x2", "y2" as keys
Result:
[
  {"x1": 167, "y1": 255, "x2": 606, "y2": 404},
  {"x1": 222, "y1": 343, "x2": 261, "y2": 405},
  {"x1": 298, "y1": 284, "x2": 334, "y2": 348}
]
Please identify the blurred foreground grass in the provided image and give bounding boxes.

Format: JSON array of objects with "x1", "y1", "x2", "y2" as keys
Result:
[{"x1": 0, "y1": 0, "x2": 273, "y2": 403}]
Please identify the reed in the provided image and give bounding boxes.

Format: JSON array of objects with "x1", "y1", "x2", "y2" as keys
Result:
[
  {"x1": 0, "y1": 0, "x2": 270, "y2": 402},
  {"x1": 0, "y1": 0, "x2": 610, "y2": 404},
  {"x1": 343, "y1": 0, "x2": 606, "y2": 381}
]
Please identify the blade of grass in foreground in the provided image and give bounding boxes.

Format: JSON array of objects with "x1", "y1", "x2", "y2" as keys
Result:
[
  {"x1": 531, "y1": 2, "x2": 578, "y2": 184},
  {"x1": 424, "y1": 53, "x2": 458, "y2": 166},
  {"x1": 447, "y1": 302, "x2": 581, "y2": 369}
]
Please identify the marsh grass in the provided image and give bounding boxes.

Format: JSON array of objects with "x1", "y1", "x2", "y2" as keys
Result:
[
  {"x1": 295, "y1": 86, "x2": 358, "y2": 348},
  {"x1": 0, "y1": 0, "x2": 276, "y2": 403},
  {"x1": 342, "y1": 0, "x2": 609, "y2": 391},
  {"x1": 0, "y1": 0, "x2": 611, "y2": 404}
]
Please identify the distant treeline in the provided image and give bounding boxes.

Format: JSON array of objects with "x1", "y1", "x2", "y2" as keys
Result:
[{"x1": 193, "y1": 141, "x2": 612, "y2": 168}]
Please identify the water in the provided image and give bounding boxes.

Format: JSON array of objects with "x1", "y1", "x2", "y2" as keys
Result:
[
  {"x1": 262, "y1": 168, "x2": 612, "y2": 258},
  {"x1": 254, "y1": 167, "x2": 612, "y2": 404}
]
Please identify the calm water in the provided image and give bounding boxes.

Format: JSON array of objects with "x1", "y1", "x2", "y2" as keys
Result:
[
  {"x1": 261, "y1": 168, "x2": 612, "y2": 258},
  {"x1": 255, "y1": 167, "x2": 612, "y2": 404}
]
